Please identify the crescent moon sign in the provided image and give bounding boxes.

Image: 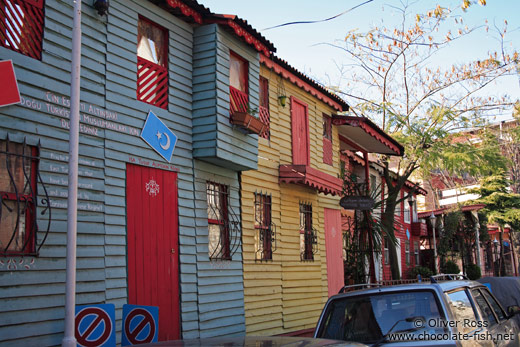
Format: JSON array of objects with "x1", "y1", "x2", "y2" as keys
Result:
[{"x1": 160, "y1": 132, "x2": 170, "y2": 150}]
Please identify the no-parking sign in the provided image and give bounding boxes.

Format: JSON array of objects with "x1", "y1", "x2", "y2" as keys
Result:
[
  {"x1": 75, "y1": 304, "x2": 116, "y2": 347},
  {"x1": 122, "y1": 304, "x2": 159, "y2": 346}
]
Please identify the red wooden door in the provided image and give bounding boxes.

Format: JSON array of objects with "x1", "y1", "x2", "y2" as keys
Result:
[
  {"x1": 324, "y1": 208, "x2": 344, "y2": 296},
  {"x1": 291, "y1": 97, "x2": 310, "y2": 165},
  {"x1": 126, "y1": 164, "x2": 180, "y2": 340}
]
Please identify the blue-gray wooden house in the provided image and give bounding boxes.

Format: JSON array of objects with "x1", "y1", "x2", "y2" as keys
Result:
[{"x1": 0, "y1": 0, "x2": 275, "y2": 345}]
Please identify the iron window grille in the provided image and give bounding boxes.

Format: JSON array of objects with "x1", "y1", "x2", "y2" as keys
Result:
[
  {"x1": 206, "y1": 181, "x2": 241, "y2": 260},
  {"x1": 1, "y1": 137, "x2": 50, "y2": 256},
  {"x1": 137, "y1": 16, "x2": 168, "y2": 109},
  {"x1": 254, "y1": 191, "x2": 276, "y2": 261},
  {"x1": 414, "y1": 241, "x2": 420, "y2": 265},
  {"x1": 258, "y1": 76, "x2": 270, "y2": 140},
  {"x1": 1, "y1": 0, "x2": 44, "y2": 60},
  {"x1": 299, "y1": 202, "x2": 317, "y2": 261}
]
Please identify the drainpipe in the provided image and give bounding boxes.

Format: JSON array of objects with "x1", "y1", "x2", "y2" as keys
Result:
[{"x1": 62, "y1": 1, "x2": 82, "y2": 346}]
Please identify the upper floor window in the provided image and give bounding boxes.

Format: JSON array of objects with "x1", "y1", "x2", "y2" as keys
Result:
[
  {"x1": 207, "y1": 181, "x2": 230, "y2": 260},
  {"x1": 254, "y1": 192, "x2": 276, "y2": 261},
  {"x1": 322, "y1": 114, "x2": 333, "y2": 165},
  {"x1": 1, "y1": 139, "x2": 40, "y2": 255},
  {"x1": 1, "y1": 0, "x2": 45, "y2": 60},
  {"x1": 300, "y1": 202, "x2": 317, "y2": 261},
  {"x1": 229, "y1": 52, "x2": 249, "y2": 114},
  {"x1": 404, "y1": 196, "x2": 411, "y2": 223},
  {"x1": 137, "y1": 16, "x2": 168, "y2": 109},
  {"x1": 258, "y1": 76, "x2": 270, "y2": 140}
]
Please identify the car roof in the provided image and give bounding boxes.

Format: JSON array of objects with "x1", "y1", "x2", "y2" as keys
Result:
[{"x1": 331, "y1": 280, "x2": 485, "y2": 299}]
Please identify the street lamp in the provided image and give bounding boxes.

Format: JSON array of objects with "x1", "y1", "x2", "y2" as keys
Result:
[
  {"x1": 493, "y1": 238, "x2": 499, "y2": 276},
  {"x1": 430, "y1": 212, "x2": 439, "y2": 274}
]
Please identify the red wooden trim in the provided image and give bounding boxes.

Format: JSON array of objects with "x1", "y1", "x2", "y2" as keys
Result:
[
  {"x1": 461, "y1": 204, "x2": 486, "y2": 212},
  {"x1": 166, "y1": 0, "x2": 203, "y2": 23},
  {"x1": 277, "y1": 328, "x2": 315, "y2": 337},
  {"x1": 279, "y1": 165, "x2": 343, "y2": 196},
  {"x1": 261, "y1": 55, "x2": 344, "y2": 112},
  {"x1": 227, "y1": 20, "x2": 270, "y2": 56}
]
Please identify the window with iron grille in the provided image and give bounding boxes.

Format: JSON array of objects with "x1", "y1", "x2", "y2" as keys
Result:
[
  {"x1": 254, "y1": 192, "x2": 276, "y2": 261},
  {"x1": 1, "y1": 0, "x2": 44, "y2": 60},
  {"x1": 404, "y1": 197, "x2": 411, "y2": 223},
  {"x1": 258, "y1": 76, "x2": 270, "y2": 140},
  {"x1": 299, "y1": 202, "x2": 317, "y2": 261},
  {"x1": 384, "y1": 236, "x2": 389, "y2": 265},
  {"x1": 137, "y1": 16, "x2": 168, "y2": 109},
  {"x1": 206, "y1": 181, "x2": 241, "y2": 260},
  {"x1": 322, "y1": 114, "x2": 333, "y2": 165},
  {"x1": 414, "y1": 241, "x2": 420, "y2": 265},
  {"x1": 229, "y1": 51, "x2": 249, "y2": 114},
  {"x1": 405, "y1": 240, "x2": 410, "y2": 265},
  {"x1": 1, "y1": 138, "x2": 50, "y2": 256}
]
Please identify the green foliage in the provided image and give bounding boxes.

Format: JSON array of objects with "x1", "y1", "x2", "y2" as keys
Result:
[
  {"x1": 465, "y1": 264, "x2": 482, "y2": 280},
  {"x1": 408, "y1": 266, "x2": 434, "y2": 279},
  {"x1": 441, "y1": 260, "x2": 461, "y2": 274}
]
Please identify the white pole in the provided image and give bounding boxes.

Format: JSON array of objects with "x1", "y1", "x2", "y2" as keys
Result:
[
  {"x1": 430, "y1": 212, "x2": 439, "y2": 274},
  {"x1": 62, "y1": 1, "x2": 82, "y2": 346},
  {"x1": 472, "y1": 210, "x2": 482, "y2": 270}
]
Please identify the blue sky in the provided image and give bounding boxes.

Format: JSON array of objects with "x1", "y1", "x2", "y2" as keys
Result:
[{"x1": 201, "y1": 0, "x2": 520, "y2": 120}]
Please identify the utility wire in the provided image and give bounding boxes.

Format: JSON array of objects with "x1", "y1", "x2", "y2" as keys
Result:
[{"x1": 262, "y1": 0, "x2": 375, "y2": 31}]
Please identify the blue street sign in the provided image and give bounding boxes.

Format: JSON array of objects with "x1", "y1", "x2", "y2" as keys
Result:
[
  {"x1": 122, "y1": 304, "x2": 159, "y2": 346},
  {"x1": 406, "y1": 229, "x2": 410, "y2": 240},
  {"x1": 75, "y1": 304, "x2": 116, "y2": 347},
  {"x1": 140, "y1": 111, "x2": 177, "y2": 162}
]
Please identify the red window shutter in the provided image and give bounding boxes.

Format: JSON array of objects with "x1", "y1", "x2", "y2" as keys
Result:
[{"x1": 291, "y1": 97, "x2": 310, "y2": 165}]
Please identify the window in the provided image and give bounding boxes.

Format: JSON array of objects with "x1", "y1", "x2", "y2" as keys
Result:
[
  {"x1": 322, "y1": 114, "x2": 333, "y2": 165},
  {"x1": 1, "y1": 0, "x2": 44, "y2": 60},
  {"x1": 405, "y1": 240, "x2": 410, "y2": 265},
  {"x1": 414, "y1": 241, "x2": 420, "y2": 265},
  {"x1": 394, "y1": 195, "x2": 401, "y2": 218},
  {"x1": 472, "y1": 289, "x2": 497, "y2": 326},
  {"x1": 404, "y1": 197, "x2": 411, "y2": 223},
  {"x1": 384, "y1": 236, "x2": 389, "y2": 265},
  {"x1": 446, "y1": 290, "x2": 478, "y2": 334},
  {"x1": 370, "y1": 174, "x2": 377, "y2": 195},
  {"x1": 258, "y1": 76, "x2": 270, "y2": 140},
  {"x1": 207, "y1": 182, "x2": 230, "y2": 260},
  {"x1": 229, "y1": 52, "x2": 249, "y2": 113},
  {"x1": 300, "y1": 202, "x2": 316, "y2": 261},
  {"x1": 1, "y1": 139, "x2": 38, "y2": 255},
  {"x1": 137, "y1": 16, "x2": 168, "y2": 109},
  {"x1": 480, "y1": 288, "x2": 506, "y2": 321},
  {"x1": 254, "y1": 192, "x2": 276, "y2": 261}
]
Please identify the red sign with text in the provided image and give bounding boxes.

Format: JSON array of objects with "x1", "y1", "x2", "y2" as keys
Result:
[{"x1": 0, "y1": 60, "x2": 21, "y2": 107}]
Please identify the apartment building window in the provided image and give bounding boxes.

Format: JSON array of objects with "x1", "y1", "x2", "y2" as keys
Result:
[
  {"x1": 414, "y1": 241, "x2": 420, "y2": 265},
  {"x1": 1, "y1": 0, "x2": 44, "y2": 60},
  {"x1": 300, "y1": 202, "x2": 317, "y2": 261},
  {"x1": 137, "y1": 16, "x2": 168, "y2": 109},
  {"x1": 258, "y1": 76, "x2": 270, "y2": 140},
  {"x1": 254, "y1": 192, "x2": 276, "y2": 261},
  {"x1": 207, "y1": 182, "x2": 230, "y2": 260},
  {"x1": 229, "y1": 51, "x2": 249, "y2": 113},
  {"x1": 322, "y1": 114, "x2": 333, "y2": 165},
  {"x1": 405, "y1": 240, "x2": 410, "y2": 265}
]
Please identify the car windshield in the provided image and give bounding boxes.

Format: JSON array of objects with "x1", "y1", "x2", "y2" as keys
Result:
[{"x1": 318, "y1": 290, "x2": 445, "y2": 343}]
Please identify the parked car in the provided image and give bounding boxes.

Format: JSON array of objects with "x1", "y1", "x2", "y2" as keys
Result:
[
  {"x1": 314, "y1": 275, "x2": 520, "y2": 346},
  {"x1": 478, "y1": 277, "x2": 520, "y2": 327},
  {"x1": 137, "y1": 336, "x2": 368, "y2": 346}
]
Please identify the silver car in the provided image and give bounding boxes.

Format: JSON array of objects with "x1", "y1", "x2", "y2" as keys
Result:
[{"x1": 314, "y1": 276, "x2": 520, "y2": 346}]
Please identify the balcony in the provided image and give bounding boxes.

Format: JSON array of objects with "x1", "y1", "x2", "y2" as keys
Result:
[
  {"x1": 279, "y1": 165, "x2": 343, "y2": 196},
  {"x1": 229, "y1": 86, "x2": 268, "y2": 136},
  {"x1": 411, "y1": 221, "x2": 428, "y2": 237}
]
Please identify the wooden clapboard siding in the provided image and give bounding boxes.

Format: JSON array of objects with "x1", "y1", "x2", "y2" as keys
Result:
[
  {"x1": 192, "y1": 159, "x2": 246, "y2": 337},
  {"x1": 0, "y1": 0, "x2": 108, "y2": 344},
  {"x1": 192, "y1": 24, "x2": 260, "y2": 171},
  {"x1": 241, "y1": 64, "x2": 343, "y2": 335}
]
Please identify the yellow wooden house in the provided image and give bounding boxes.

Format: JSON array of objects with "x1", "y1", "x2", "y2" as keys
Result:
[{"x1": 240, "y1": 54, "x2": 404, "y2": 336}]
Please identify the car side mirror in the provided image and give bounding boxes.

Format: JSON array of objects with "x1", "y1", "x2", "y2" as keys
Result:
[{"x1": 507, "y1": 305, "x2": 520, "y2": 316}]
